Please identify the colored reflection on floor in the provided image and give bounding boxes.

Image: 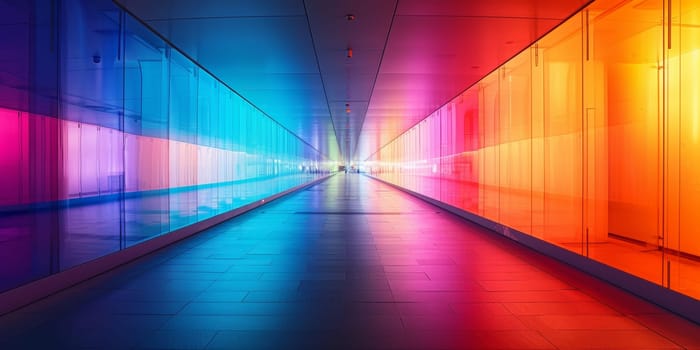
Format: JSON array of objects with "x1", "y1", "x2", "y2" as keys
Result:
[
  {"x1": 0, "y1": 174, "x2": 698, "y2": 349},
  {"x1": 371, "y1": 171, "x2": 700, "y2": 300},
  {"x1": 0, "y1": 174, "x2": 322, "y2": 293}
]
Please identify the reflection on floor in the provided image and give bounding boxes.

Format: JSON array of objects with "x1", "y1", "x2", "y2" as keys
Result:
[
  {"x1": 0, "y1": 174, "x2": 698, "y2": 349},
  {"x1": 588, "y1": 238, "x2": 700, "y2": 299},
  {"x1": 0, "y1": 174, "x2": 322, "y2": 293},
  {"x1": 374, "y1": 174, "x2": 700, "y2": 301}
]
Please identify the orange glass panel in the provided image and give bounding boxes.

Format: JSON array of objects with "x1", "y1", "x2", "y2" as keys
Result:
[
  {"x1": 498, "y1": 51, "x2": 532, "y2": 234},
  {"x1": 478, "y1": 70, "x2": 501, "y2": 222},
  {"x1": 673, "y1": 0, "x2": 700, "y2": 298},
  {"x1": 368, "y1": 0, "x2": 700, "y2": 303},
  {"x1": 540, "y1": 15, "x2": 584, "y2": 252},
  {"x1": 586, "y1": 0, "x2": 664, "y2": 288}
]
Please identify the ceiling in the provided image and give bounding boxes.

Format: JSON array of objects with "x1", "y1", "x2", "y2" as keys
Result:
[{"x1": 115, "y1": 0, "x2": 590, "y2": 162}]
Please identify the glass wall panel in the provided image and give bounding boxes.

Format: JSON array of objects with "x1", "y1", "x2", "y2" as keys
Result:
[
  {"x1": 0, "y1": 0, "x2": 58, "y2": 291},
  {"x1": 585, "y1": 0, "x2": 664, "y2": 286},
  {"x1": 169, "y1": 50, "x2": 198, "y2": 230},
  {"x1": 58, "y1": 0, "x2": 125, "y2": 269},
  {"x1": 541, "y1": 16, "x2": 584, "y2": 253},
  {"x1": 439, "y1": 102, "x2": 454, "y2": 205},
  {"x1": 479, "y1": 71, "x2": 501, "y2": 222},
  {"x1": 672, "y1": 0, "x2": 700, "y2": 298},
  {"x1": 368, "y1": 0, "x2": 700, "y2": 303},
  {"x1": 123, "y1": 15, "x2": 170, "y2": 245},
  {"x1": 499, "y1": 52, "x2": 532, "y2": 235},
  {"x1": 0, "y1": 0, "x2": 330, "y2": 294}
]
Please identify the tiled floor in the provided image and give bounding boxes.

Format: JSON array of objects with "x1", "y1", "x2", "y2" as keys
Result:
[{"x1": 1, "y1": 174, "x2": 699, "y2": 349}]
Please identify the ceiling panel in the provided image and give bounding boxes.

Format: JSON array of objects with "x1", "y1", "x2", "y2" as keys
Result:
[
  {"x1": 116, "y1": 0, "x2": 591, "y2": 163},
  {"x1": 397, "y1": 0, "x2": 589, "y2": 18},
  {"x1": 116, "y1": 0, "x2": 339, "y2": 159},
  {"x1": 145, "y1": 17, "x2": 319, "y2": 73},
  {"x1": 304, "y1": 0, "x2": 397, "y2": 162},
  {"x1": 322, "y1": 73, "x2": 376, "y2": 102},
  {"x1": 118, "y1": 0, "x2": 305, "y2": 19},
  {"x1": 355, "y1": 0, "x2": 590, "y2": 160}
]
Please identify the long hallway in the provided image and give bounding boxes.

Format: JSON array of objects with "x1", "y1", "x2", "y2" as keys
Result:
[{"x1": 1, "y1": 174, "x2": 699, "y2": 349}]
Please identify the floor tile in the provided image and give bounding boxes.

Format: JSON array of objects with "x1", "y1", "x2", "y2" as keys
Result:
[
  {"x1": 541, "y1": 330, "x2": 681, "y2": 349},
  {"x1": 135, "y1": 330, "x2": 216, "y2": 350}
]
